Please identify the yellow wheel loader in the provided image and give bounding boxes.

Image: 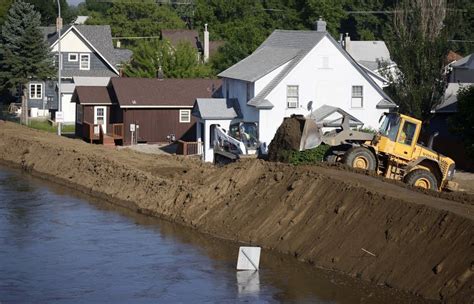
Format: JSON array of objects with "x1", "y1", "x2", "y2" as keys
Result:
[{"x1": 289, "y1": 112, "x2": 458, "y2": 192}]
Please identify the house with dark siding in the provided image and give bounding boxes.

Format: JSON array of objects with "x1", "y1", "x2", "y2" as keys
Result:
[
  {"x1": 27, "y1": 25, "x2": 132, "y2": 123},
  {"x1": 430, "y1": 53, "x2": 474, "y2": 170},
  {"x1": 72, "y1": 78, "x2": 222, "y2": 146}
]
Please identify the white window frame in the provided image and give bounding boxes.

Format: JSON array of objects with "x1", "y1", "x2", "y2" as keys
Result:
[
  {"x1": 287, "y1": 85, "x2": 299, "y2": 108},
  {"x1": 68, "y1": 53, "x2": 78, "y2": 62},
  {"x1": 179, "y1": 109, "x2": 191, "y2": 123},
  {"x1": 351, "y1": 85, "x2": 363, "y2": 108},
  {"x1": 80, "y1": 54, "x2": 90, "y2": 70},
  {"x1": 29, "y1": 83, "x2": 43, "y2": 99}
]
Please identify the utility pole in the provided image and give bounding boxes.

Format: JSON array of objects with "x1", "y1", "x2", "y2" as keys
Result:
[{"x1": 56, "y1": 0, "x2": 62, "y2": 136}]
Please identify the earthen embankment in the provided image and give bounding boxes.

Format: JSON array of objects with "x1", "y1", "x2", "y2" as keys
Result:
[{"x1": 0, "y1": 121, "x2": 472, "y2": 302}]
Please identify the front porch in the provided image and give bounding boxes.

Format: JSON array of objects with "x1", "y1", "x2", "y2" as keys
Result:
[{"x1": 82, "y1": 121, "x2": 124, "y2": 146}]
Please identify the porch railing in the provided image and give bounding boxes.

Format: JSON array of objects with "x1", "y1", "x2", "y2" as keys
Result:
[
  {"x1": 111, "y1": 123, "x2": 124, "y2": 139},
  {"x1": 83, "y1": 121, "x2": 100, "y2": 143},
  {"x1": 177, "y1": 140, "x2": 203, "y2": 156}
]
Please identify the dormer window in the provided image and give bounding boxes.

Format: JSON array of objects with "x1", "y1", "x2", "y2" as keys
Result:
[
  {"x1": 68, "y1": 53, "x2": 78, "y2": 62},
  {"x1": 80, "y1": 54, "x2": 90, "y2": 70}
]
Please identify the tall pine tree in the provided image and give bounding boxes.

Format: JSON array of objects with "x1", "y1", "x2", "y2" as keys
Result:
[{"x1": 0, "y1": 0, "x2": 56, "y2": 114}]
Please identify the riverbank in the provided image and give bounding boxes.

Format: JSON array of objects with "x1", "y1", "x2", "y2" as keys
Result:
[{"x1": 0, "y1": 121, "x2": 472, "y2": 302}]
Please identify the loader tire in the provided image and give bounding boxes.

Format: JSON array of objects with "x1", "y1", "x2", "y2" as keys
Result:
[
  {"x1": 404, "y1": 169, "x2": 438, "y2": 191},
  {"x1": 324, "y1": 154, "x2": 338, "y2": 164},
  {"x1": 344, "y1": 147, "x2": 376, "y2": 171}
]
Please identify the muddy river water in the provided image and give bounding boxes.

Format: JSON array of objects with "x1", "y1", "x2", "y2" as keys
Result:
[{"x1": 0, "y1": 165, "x2": 431, "y2": 303}]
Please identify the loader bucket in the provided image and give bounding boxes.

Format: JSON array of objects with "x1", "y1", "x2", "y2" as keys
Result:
[{"x1": 299, "y1": 118, "x2": 322, "y2": 151}]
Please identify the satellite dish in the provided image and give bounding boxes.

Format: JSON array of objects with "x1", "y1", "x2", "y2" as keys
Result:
[{"x1": 307, "y1": 100, "x2": 313, "y2": 112}]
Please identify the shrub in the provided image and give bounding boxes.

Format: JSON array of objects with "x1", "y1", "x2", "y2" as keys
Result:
[{"x1": 285, "y1": 144, "x2": 330, "y2": 165}]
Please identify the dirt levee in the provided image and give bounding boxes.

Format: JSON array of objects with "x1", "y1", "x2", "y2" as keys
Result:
[{"x1": 0, "y1": 122, "x2": 473, "y2": 302}]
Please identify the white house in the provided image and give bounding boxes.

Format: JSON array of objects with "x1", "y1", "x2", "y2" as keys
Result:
[{"x1": 193, "y1": 19, "x2": 397, "y2": 162}]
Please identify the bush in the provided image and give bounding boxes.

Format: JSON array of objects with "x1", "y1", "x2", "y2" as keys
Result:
[{"x1": 283, "y1": 144, "x2": 330, "y2": 165}]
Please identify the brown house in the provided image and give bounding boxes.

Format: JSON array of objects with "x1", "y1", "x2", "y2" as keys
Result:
[{"x1": 73, "y1": 78, "x2": 222, "y2": 146}]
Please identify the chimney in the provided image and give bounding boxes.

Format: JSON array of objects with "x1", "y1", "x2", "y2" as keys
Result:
[
  {"x1": 204, "y1": 23, "x2": 210, "y2": 63},
  {"x1": 344, "y1": 33, "x2": 351, "y2": 51},
  {"x1": 314, "y1": 17, "x2": 326, "y2": 32},
  {"x1": 339, "y1": 33, "x2": 344, "y2": 46}
]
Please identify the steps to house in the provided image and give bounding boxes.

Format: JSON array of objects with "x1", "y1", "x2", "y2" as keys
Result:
[{"x1": 102, "y1": 135, "x2": 115, "y2": 147}]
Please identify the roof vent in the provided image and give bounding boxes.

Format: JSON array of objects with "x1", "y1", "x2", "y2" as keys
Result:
[
  {"x1": 132, "y1": 100, "x2": 137, "y2": 105},
  {"x1": 315, "y1": 17, "x2": 327, "y2": 32}
]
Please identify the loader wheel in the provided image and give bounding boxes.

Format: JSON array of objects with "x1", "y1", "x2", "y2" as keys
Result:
[
  {"x1": 344, "y1": 147, "x2": 376, "y2": 171},
  {"x1": 404, "y1": 169, "x2": 438, "y2": 191}
]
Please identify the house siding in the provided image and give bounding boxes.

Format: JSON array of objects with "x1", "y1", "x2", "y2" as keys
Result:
[
  {"x1": 257, "y1": 36, "x2": 387, "y2": 145},
  {"x1": 122, "y1": 108, "x2": 196, "y2": 145},
  {"x1": 58, "y1": 52, "x2": 112, "y2": 73}
]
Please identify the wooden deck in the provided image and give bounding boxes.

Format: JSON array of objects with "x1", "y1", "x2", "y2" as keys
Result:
[{"x1": 83, "y1": 121, "x2": 124, "y2": 145}]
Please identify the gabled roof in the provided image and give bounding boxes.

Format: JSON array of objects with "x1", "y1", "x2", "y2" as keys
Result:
[
  {"x1": 432, "y1": 82, "x2": 473, "y2": 113},
  {"x1": 347, "y1": 41, "x2": 392, "y2": 67},
  {"x1": 161, "y1": 29, "x2": 201, "y2": 51},
  {"x1": 72, "y1": 86, "x2": 113, "y2": 105},
  {"x1": 219, "y1": 30, "x2": 325, "y2": 82},
  {"x1": 41, "y1": 25, "x2": 132, "y2": 73},
  {"x1": 452, "y1": 54, "x2": 473, "y2": 68},
  {"x1": 192, "y1": 98, "x2": 242, "y2": 120},
  {"x1": 228, "y1": 30, "x2": 396, "y2": 109},
  {"x1": 110, "y1": 78, "x2": 222, "y2": 108}
]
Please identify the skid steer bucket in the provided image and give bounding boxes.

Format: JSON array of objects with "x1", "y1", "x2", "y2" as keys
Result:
[{"x1": 299, "y1": 118, "x2": 323, "y2": 151}]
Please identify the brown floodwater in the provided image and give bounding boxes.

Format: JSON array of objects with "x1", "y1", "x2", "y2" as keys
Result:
[{"x1": 0, "y1": 165, "x2": 433, "y2": 303}]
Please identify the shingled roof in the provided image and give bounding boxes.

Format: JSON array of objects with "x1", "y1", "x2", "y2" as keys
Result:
[
  {"x1": 72, "y1": 86, "x2": 113, "y2": 105},
  {"x1": 110, "y1": 78, "x2": 222, "y2": 107}
]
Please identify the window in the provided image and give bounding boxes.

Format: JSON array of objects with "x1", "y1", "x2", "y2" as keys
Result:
[
  {"x1": 398, "y1": 121, "x2": 417, "y2": 146},
  {"x1": 287, "y1": 85, "x2": 299, "y2": 108},
  {"x1": 68, "y1": 53, "x2": 78, "y2": 62},
  {"x1": 322, "y1": 56, "x2": 329, "y2": 69},
  {"x1": 179, "y1": 109, "x2": 191, "y2": 123},
  {"x1": 80, "y1": 54, "x2": 90, "y2": 70},
  {"x1": 246, "y1": 83, "x2": 252, "y2": 102},
  {"x1": 351, "y1": 85, "x2": 363, "y2": 108},
  {"x1": 29, "y1": 83, "x2": 42, "y2": 99},
  {"x1": 76, "y1": 104, "x2": 83, "y2": 123}
]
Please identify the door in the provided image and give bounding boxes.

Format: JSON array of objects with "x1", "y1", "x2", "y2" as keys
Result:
[
  {"x1": 94, "y1": 106, "x2": 106, "y2": 134},
  {"x1": 393, "y1": 119, "x2": 418, "y2": 160}
]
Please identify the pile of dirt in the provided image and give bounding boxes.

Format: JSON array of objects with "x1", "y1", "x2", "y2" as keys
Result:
[
  {"x1": 0, "y1": 121, "x2": 473, "y2": 302},
  {"x1": 267, "y1": 115, "x2": 305, "y2": 161}
]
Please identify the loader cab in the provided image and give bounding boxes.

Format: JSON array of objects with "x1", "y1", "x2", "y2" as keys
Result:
[
  {"x1": 377, "y1": 113, "x2": 422, "y2": 160},
  {"x1": 229, "y1": 122, "x2": 259, "y2": 150}
]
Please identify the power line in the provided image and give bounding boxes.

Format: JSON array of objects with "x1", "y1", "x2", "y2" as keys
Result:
[{"x1": 346, "y1": 9, "x2": 467, "y2": 14}]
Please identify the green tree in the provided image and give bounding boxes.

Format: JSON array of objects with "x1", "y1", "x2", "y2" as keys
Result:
[
  {"x1": 449, "y1": 86, "x2": 474, "y2": 158},
  {"x1": 24, "y1": 0, "x2": 76, "y2": 26},
  {"x1": 0, "y1": 0, "x2": 56, "y2": 117},
  {"x1": 383, "y1": 0, "x2": 451, "y2": 121},
  {"x1": 0, "y1": 0, "x2": 13, "y2": 27},
  {"x1": 86, "y1": 0, "x2": 185, "y2": 38},
  {"x1": 124, "y1": 40, "x2": 212, "y2": 79}
]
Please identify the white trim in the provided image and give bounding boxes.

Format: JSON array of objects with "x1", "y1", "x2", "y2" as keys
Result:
[
  {"x1": 29, "y1": 83, "x2": 43, "y2": 99},
  {"x1": 50, "y1": 26, "x2": 120, "y2": 75},
  {"x1": 179, "y1": 109, "x2": 191, "y2": 123},
  {"x1": 94, "y1": 106, "x2": 107, "y2": 134},
  {"x1": 68, "y1": 53, "x2": 78, "y2": 62},
  {"x1": 80, "y1": 54, "x2": 90, "y2": 70},
  {"x1": 120, "y1": 105, "x2": 194, "y2": 109}
]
